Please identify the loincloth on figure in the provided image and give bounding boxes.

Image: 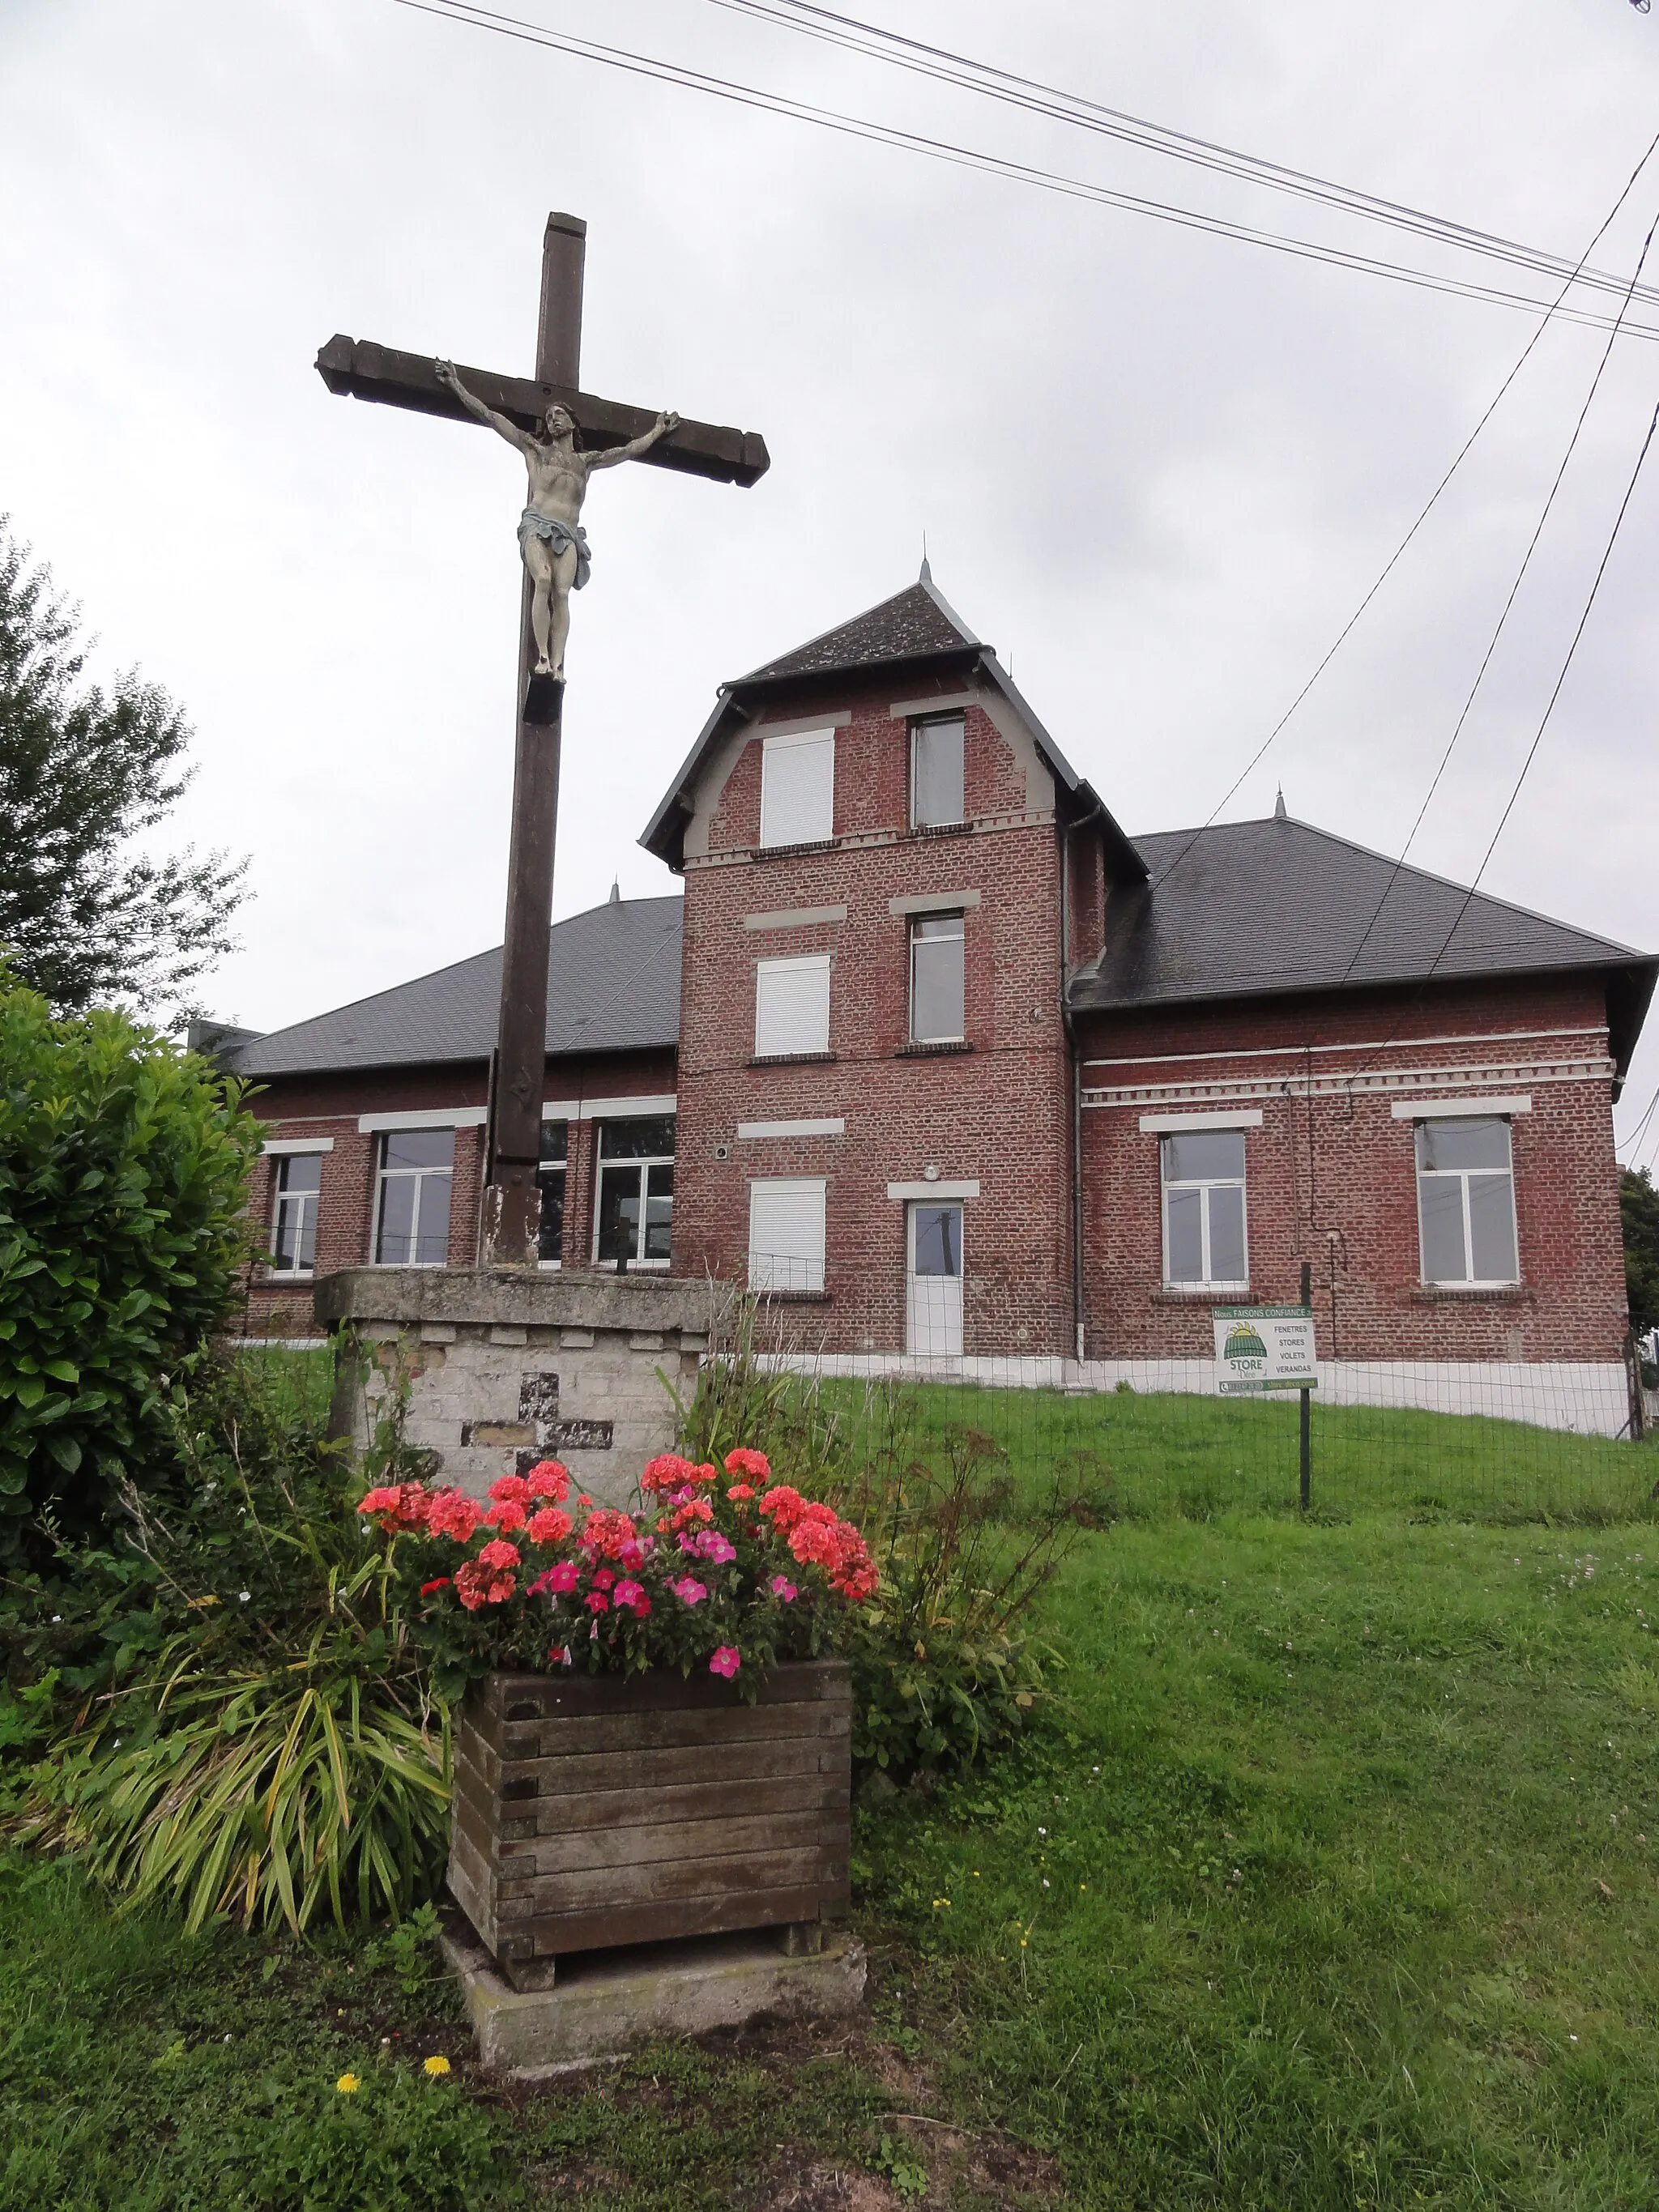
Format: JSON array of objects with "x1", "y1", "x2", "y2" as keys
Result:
[{"x1": 517, "y1": 510, "x2": 591, "y2": 590}]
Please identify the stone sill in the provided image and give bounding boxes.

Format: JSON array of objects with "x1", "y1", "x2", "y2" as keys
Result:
[
  {"x1": 747, "y1": 838, "x2": 841, "y2": 862},
  {"x1": 755, "y1": 1289, "x2": 834, "y2": 1303},
  {"x1": 1152, "y1": 1288, "x2": 1252, "y2": 1304},
  {"x1": 1405, "y1": 1285, "x2": 1535, "y2": 1306},
  {"x1": 747, "y1": 1052, "x2": 838, "y2": 1067},
  {"x1": 895, "y1": 1040, "x2": 974, "y2": 1058},
  {"x1": 908, "y1": 820, "x2": 972, "y2": 840}
]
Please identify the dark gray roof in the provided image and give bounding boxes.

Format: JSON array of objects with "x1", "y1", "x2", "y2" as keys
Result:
[
  {"x1": 734, "y1": 576, "x2": 980, "y2": 684},
  {"x1": 224, "y1": 896, "x2": 683, "y2": 1079},
  {"x1": 1071, "y1": 814, "x2": 1657, "y2": 1076},
  {"x1": 640, "y1": 574, "x2": 1145, "y2": 880}
]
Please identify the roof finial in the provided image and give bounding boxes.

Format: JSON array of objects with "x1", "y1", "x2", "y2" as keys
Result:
[
  {"x1": 1273, "y1": 786, "x2": 1287, "y2": 820},
  {"x1": 608, "y1": 878, "x2": 621, "y2": 904},
  {"x1": 919, "y1": 531, "x2": 932, "y2": 586}
]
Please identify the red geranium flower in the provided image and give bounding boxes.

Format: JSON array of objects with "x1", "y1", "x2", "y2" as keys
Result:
[
  {"x1": 526, "y1": 1507, "x2": 574, "y2": 1546},
  {"x1": 425, "y1": 1489, "x2": 482, "y2": 1543},
  {"x1": 487, "y1": 1473, "x2": 531, "y2": 1509},
  {"x1": 477, "y1": 1538, "x2": 522, "y2": 1571},
  {"x1": 524, "y1": 1460, "x2": 570, "y2": 1502},
  {"x1": 723, "y1": 1448, "x2": 771, "y2": 1481}
]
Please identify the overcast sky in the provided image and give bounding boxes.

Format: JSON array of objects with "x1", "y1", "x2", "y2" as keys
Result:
[{"x1": 7, "y1": 0, "x2": 1659, "y2": 1156}]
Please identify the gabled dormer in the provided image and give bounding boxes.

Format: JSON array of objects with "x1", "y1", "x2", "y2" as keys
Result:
[{"x1": 638, "y1": 566, "x2": 1148, "y2": 892}]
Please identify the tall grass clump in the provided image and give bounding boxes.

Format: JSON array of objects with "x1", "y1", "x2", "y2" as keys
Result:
[
  {"x1": 8, "y1": 1349, "x2": 450, "y2": 1930},
  {"x1": 673, "y1": 1299, "x2": 1083, "y2": 1778}
]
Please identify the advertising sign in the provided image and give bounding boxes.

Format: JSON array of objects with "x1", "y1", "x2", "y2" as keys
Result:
[{"x1": 1213, "y1": 1305, "x2": 1318, "y2": 1394}]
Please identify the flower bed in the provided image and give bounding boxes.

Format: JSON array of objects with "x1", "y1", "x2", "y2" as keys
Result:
[{"x1": 357, "y1": 1450, "x2": 872, "y2": 1982}]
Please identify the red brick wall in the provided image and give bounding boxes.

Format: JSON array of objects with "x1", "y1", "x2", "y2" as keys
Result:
[
  {"x1": 676, "y1": 676, "x2": 1077, "y2": 1354},
  {"x1": 234, "y1": 1048, "x2": 676, "y2": 1336},
  {"x1": 1076, "y1": 976, "x2": 1628, "y2": 1362}
]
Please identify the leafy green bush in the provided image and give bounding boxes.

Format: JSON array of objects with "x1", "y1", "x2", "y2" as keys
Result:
[
  {"x1": 11, "y1": 1353, "x2": 450, "y2": 1930},
  {"x1": 0, "y1": 979, "x2": 261, "y2": 1562},
  {"x1": 675, "y1": 1304, "x2": 1077, "y2": 1778}
]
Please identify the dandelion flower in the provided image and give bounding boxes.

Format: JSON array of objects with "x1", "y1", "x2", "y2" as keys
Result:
[
  {"x1": 423, "y1": 2054, "x2": 452, "y2": 2077},
  {"x1": 336, "y1": 2073, "x2": 360, "y2": 2095}
]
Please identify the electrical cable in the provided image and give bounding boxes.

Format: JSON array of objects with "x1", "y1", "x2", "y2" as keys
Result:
[
  {"x1": 702, "y1": 0, "x2": 1659, "y2": 316},
  {"x1": 1337, "y1": 196, "x2": 1659, "y2": 988},
  {"x1": 1135, "y1": 128, "x2": 1659, "y2": 903},
  {"x1": 391, "y1": 0, "x2": 1659, "y2": 339}
]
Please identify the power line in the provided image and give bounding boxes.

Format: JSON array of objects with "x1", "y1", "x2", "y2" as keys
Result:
[
  {"x1": 1337, "y1": 195, "x2": 1659, "y2": 987},
  {"x1": 392, "y1": 0, "x2": 1659, "y2": 339},
  {"x1": 1138, "y1": 128, "x2": 1659, "y2": 901},
  {"x1": 703, "y1": 0, "x2": 1659, "y2": 317}
]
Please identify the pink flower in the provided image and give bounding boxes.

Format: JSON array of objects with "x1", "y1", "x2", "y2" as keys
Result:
[
  {"x1": 723, "y1": 1448, "x2": 771, "y2": 1481},
  {"x1": 524, "y1": 1460, "x2": 570, "y2": 1502},
  {"x1": 709, "y1": 1645, "x2": 742, "y2": 1678},
  {"x1": 612, "y1": 1579, "x2": 650, "y2": 1616},
  {"x1": 618, "y1": 1539, "x2": 647, "y2": 1571},
  {"x1": 671, "y1": 1576, "x2": 707, "y2": 1606},
  {"x1": 477, "y1": 1538, "x2": 521, "y2": 1571},
  {"x1": 770, "y1": 1575, "x2": 798, "y2": 1602},
  {"x1": 697, "y1": 1530, "x2": 736, "y2": 1566},
  {"x1": 586, "y1": 1591, "x2": 611, "y2": 1614},
  {"x1": 528, "y1": 1558, "x2": 579, "y2": 1596},
  {"x1": 526, "y1": 1507, "x2": 573, "y2": 1546}
]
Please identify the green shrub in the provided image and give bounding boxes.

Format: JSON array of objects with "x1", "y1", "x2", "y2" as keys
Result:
[
  {"x1": 11, "y1": 1353, "x2": 450, "y2": 1931},
  {"x1": 675, "y1": 1304, "x2": 1077, "y2": 1778},
  {"x1": 0, "y1": 980, "x2": 261, "y2": 1562}
]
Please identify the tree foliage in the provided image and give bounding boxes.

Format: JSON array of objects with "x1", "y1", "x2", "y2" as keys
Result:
[
  {"x1": 1622, "y1": 1166, "x2": 1659, "y2": 1342},
  {"x1": 0, "y1": 978, "x2": 262, "y2": 1561},
  {"x1": 0, "y1": 520, "x2": 246, "y2": 1021}
]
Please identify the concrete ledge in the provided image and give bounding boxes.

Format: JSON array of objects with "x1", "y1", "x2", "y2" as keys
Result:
[
  {"x1": 441, "y1": 1916, "x2": 867, "y2": 2076},
  {"x1": 313, "y1": 1267, "x2": 725, "y2": 1336}
]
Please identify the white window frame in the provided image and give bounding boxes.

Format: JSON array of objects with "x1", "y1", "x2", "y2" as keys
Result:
[
  {"x1": 269, "y1": 1153, "x2": 322, "y2": 1277},
  {"x1": 754, "y1": 953, "x2": 832, "y2": 1058},
  {"x1": 536, "y1": 1118, "x2": 568, "y2": 1272},
  {"x1": 748, "y1": 1177, "x2": 827, "y2": 1293},
  {"x1": 910, "y1": 711, "x2": 966, "y2": 829},
  {"x1": 908, "y1": 911, "x2": 966, "y2": 1044},
  {"x1": 759, "y1": 729, "x2": 836, "y2": 848},
  {"x1": 373, "y1": 1131, "x2": 454, "y2": 1268},
  {"x1": 591, "y1": 1115, "x2": 676, "y2": 1272},
  {"x1": 1161, "y1": 1132, "x2": 1249, "y2": 1293},
  {"x1": 1414, "y1": 1115, "x2": 1520, "y2": 1289}
]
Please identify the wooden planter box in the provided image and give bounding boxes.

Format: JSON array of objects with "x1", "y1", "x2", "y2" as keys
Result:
[{"x1": 448, "y1": 1660, "x2": 852, "y2": 1991}]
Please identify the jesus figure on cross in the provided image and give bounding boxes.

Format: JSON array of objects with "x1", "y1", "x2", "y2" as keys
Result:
[{"x1": 435, "y1": 360, "x2": 679, "y2": 682}]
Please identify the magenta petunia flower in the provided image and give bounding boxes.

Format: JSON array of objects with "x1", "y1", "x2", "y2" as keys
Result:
[
  {"x1": 697, "y1": 1531, "x2": 737, "y2": 1565},
  {"x1": 770, "y1": 1575, "x2": 798, "y2": 1601},
  {"x1": 671, "y1": 1575, "x2": 708, "y2": 1606},
  {"x1": 708, "y1": 1645, "x2": 742, "y2": 1678}
]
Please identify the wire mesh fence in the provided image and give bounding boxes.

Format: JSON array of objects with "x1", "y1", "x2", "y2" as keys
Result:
[{"x1": 731, "y1": 1279, "x2": 1659, "y2": 1528}]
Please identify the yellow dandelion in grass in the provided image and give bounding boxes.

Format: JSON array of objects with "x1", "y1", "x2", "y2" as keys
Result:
[
  {"x1": 335, "y1": 2073, "x2": 360, "y2": 2095},
  {"x1": 423, "y1": 2054, "x2": 452, "y2": 2078}
]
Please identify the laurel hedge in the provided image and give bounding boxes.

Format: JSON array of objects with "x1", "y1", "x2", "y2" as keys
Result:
[{"x1": 0, "y1": 979, "x2": 260, "y2": 1562}]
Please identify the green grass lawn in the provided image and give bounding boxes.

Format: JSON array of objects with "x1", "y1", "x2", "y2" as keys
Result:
[
  {"x1": 827, "y1": 1377, "x2": 1659, "y2": 1526},
  {"x1": 7, "y1": 1505, "x2": 1659, "y2": 2209}
]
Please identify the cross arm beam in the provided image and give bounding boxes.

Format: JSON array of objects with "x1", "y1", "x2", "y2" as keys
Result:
[{"x1": 315, "y1": 335, "x2": 770, "y2": 488}]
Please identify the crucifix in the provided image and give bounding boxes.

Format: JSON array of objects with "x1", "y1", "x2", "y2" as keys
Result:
[{"x1": 317, "y1": 212, "x2": 769, "y2": 1267}]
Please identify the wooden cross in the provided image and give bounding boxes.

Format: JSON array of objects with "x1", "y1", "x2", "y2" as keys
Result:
[{"x1": 317, "y1": 212, "x2": 768, "y2": 1268}]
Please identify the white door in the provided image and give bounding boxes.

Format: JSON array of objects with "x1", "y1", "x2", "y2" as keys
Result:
[{"x1": 906, "y1": 1202, "x2": 963, "y2": 1357}]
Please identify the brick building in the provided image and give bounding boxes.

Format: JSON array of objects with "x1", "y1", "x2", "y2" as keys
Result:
[{"x1": 221, "y1": 572, "x2": 1657, "y2": 1428}]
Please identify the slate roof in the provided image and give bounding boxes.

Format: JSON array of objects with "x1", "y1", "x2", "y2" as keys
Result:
[
  {"x1": 734, "y1": 575, "x2": 981, "y2": 684},
  {"x1": 1070, "y1": 814, "x2": 1657, "y2": 1076},
  {"x1": 640, "y1": 573, "x2": 1145, "y2": 880},
  {"x1": 223, "y1": 896, "x2": 684, "y2": 1079}
]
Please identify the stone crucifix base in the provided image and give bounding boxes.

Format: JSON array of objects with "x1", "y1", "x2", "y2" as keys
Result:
[{"x1": 313, "y1": 1268, "x2": 726, "y2": 1507}]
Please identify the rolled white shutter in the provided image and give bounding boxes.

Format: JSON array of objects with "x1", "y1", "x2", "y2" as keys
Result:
[
  {"x1": 748, "y1": 1178, "x2": 827, "y2": 1292},
  {"x1": 754, "y1": 956, "x2": 831, "y2": 1056},
  {"x1": 760, "y1": 732, "x2": 835, "y2": 846}
]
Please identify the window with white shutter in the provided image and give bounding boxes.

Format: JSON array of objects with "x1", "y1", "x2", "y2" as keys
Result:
[
  {"x1": 760, "y1": 731, "x2": 835, "y2": 847},
  {"x1": 754, "y1": 954, "x2": 831, "y2": 1058},
  {"x1": 748, "y1": 1178, "x2": 827, "y2": 1292}
]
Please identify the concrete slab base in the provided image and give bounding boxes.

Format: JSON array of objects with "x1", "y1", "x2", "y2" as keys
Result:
[{"x1": 441, "y1": 1916, "x2": 868, "y2": 2076}]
